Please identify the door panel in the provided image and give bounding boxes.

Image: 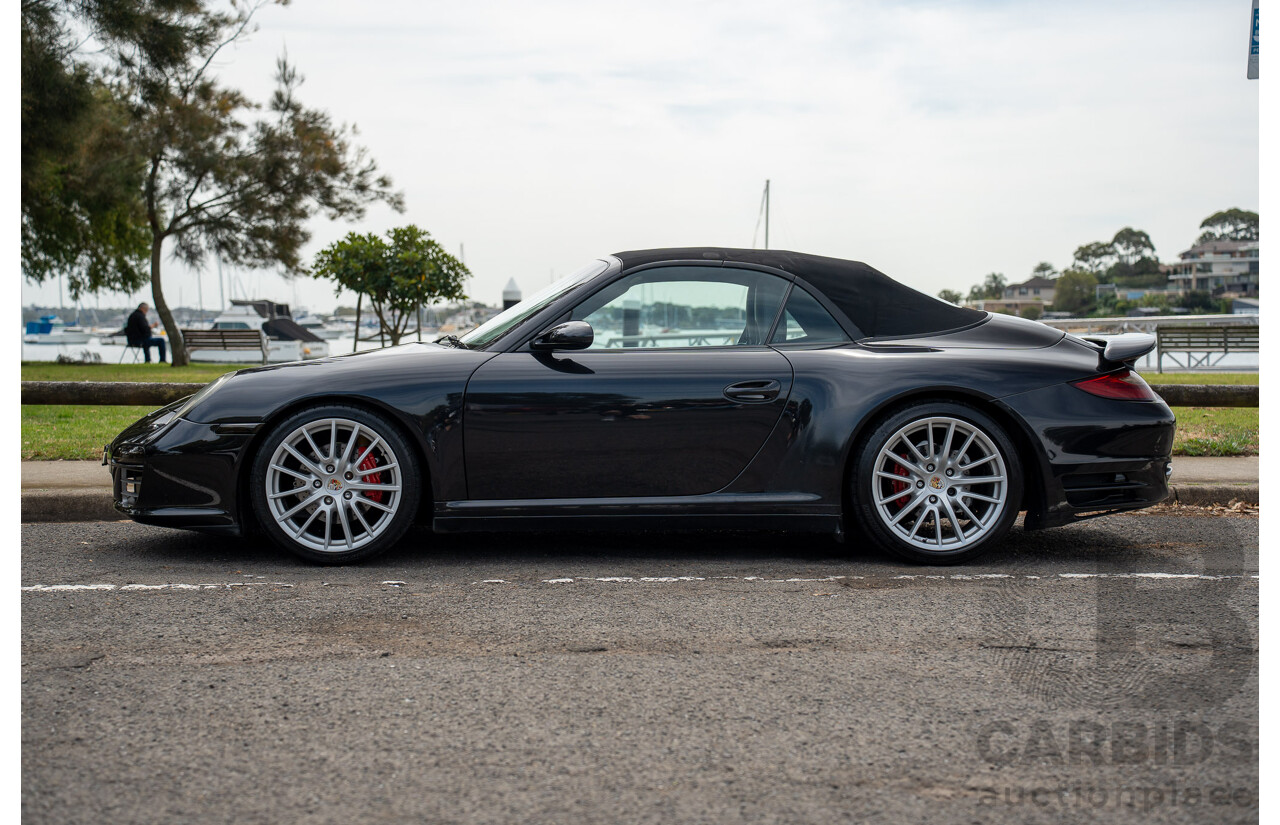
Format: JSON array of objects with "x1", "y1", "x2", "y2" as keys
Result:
[{"x1": 463, "y1": 348, "x2": 793, "y2": 500}]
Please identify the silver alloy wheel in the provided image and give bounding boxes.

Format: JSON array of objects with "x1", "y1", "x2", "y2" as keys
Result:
[
  {"x1": 263, "y1": 417, "x2": 404, "y2": 554},
  {"x1": 871, "y1": 415, "x2": 1009, "y2": 551}
]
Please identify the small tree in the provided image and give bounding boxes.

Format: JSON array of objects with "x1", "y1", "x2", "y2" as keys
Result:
[
  {"x1": 314, "y1": 226, "x2": 470, "y2": 346},
  {"x1": 966, "y1": 273, "x2": 1006, "y2": 302},
  {"x1": 1031, "y1": 261, "x2": 1057, "y2": 279},
  {"x1": 1052, "y1": 268, "x2": 1098, "y2": 315},
  {"x1": 1020, "y1": 304, "x2": 1043, "y2": 321},
  {"x1": 936, "y1": 288, "x2": 963, "y2": 304}
]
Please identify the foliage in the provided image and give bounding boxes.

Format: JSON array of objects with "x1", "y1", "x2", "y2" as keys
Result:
[
  {"x1": 314, "y1": 226, "x2": 470, "y2": 346},
  {"x1": 1051, "y1": 268, "x2": 1098, "y2": 314},
  {"x1": 1031, "y1": 261, "x2": 1057, "y2": 279},
  {"x1": 1071, "y1": 228, "x2": 1162, "y2": 289},
  {"x1": 1072, "y1": 241, "x2": 1114, "y2": 274},
  {"x1": 966, "y1": 272, "x2": 1006, "y2": 302},
  {"x1": 1019, "y1": 304, "x2": 1042, "y2": 321},
  {"x1": 936, "y1": 289, "x2": 963, "y2": 304},
  {"x1": 56, "y1": 0, "x2": 407, "y2": 365},
  {"x1": 1197, "y1": 208, "x2": 1259, "y2": 244},
  {"x1": 20, "y1": 0, "x2": 158, "y2": 297},
  {"x1": 1111, "y1": 227, "x2": 1155, "y2": 265}
]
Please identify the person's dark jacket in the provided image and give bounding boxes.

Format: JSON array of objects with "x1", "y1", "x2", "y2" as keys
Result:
[{"x1": 125, "y1": 310, "x2": 152, "y2": 346}]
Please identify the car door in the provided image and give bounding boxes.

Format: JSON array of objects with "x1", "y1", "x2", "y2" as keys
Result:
[{"x1": 463, "y1": 265, "x2": 795, "y2": 500}]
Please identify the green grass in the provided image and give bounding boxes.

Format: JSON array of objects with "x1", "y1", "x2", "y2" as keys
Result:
[
  {"x1": 1169, "y1": 406, "x2": 1258, "y2": 457},
  {"x1": 23, "y1": 405, "x2": 156, "y2": 460},
  {"x1": 21, "y1": 361, "x2": 241, "y2": 383},
  {"x1": 1140, "y1": 372, "x2": 1258, "y2": 385}
]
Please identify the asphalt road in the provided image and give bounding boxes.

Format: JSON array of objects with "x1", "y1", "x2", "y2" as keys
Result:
[{"x1": 23, "y1": 511, "x2": 1258, "y2": 825}]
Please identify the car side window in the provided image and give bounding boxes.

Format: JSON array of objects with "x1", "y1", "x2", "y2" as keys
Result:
[
  {"x1": 570, "y1": 267, "x2": 788, "y2": 349},
  {"x1": 770, "y1": 285, "x2": 851, "y2": 344}
]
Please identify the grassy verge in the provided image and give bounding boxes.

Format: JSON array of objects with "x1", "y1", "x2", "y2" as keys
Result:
[
  {"x1": 1140, "y1": 372, "x2": 1258, "y2": 385},
  {"x1": 1169, "y1": 407, "x2": 1258, "y2": 457},
  {"x1": 22, "y1": 361, "x2": 242, "y2": 383},
  {"x1": 23, "y1": 406, "x2": 156, "y2": 460}
]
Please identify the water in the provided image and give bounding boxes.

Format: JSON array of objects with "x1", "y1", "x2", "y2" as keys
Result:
[{"x1": 21, "y1": 334, "x2": 393, "y2": 363}]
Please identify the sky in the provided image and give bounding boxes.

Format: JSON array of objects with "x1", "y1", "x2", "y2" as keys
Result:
[{"x1": 17, "y1": 0, "x2": 1262, "y2": 315}]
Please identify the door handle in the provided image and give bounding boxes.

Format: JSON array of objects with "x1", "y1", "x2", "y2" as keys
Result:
[{"x1": 724, "y1": 379, "x2": 781, "y2": 403}]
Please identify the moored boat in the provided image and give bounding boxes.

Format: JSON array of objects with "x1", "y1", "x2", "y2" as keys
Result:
[
  {"x1": 23, "y1": 315, "x2": 93, "y2": 344},
  {"x1": 191, "y1": 299, "x2": 330, "y2": 363}
]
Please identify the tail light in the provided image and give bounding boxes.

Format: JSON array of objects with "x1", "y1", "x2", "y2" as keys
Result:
[{"x1": 1071, "y1": 369, "x2": 1159, "y2": 402}]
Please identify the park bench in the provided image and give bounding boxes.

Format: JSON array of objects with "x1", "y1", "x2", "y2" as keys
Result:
[
  {"x1": 180, "y1": 328, "x2": 269, "y2": 364},
  {"x1": 1154, "y1": 325, "x2": 1258, "y2": 373}
]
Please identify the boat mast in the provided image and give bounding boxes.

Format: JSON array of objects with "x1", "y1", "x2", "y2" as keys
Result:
[
  {"x1": 217, "y1": 256, "x2": 226, "y2": 309},
  {"x1": 764, "y1": 179, "x2": 770, "y2": 250}
]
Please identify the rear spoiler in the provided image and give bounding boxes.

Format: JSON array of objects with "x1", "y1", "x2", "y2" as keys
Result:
[{"x1": 1077, "y1": 332, "x2": 1156, "y2": 365}]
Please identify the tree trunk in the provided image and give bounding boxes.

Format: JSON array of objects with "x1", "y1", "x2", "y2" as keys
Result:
[
  {"x1": 150, "y1": 237, "x2": 188, "y2": 366},
  {"x1": 352, "y1": 293, "x2": 362, "y2": 353}
]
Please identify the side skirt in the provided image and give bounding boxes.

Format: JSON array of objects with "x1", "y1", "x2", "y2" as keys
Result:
[{"x1": 433, "y1": 512, "x2": 842, "y2": 535}]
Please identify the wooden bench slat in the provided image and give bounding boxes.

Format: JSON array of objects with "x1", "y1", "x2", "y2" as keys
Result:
[{"x1": 180, "y1": 328, "x2": 269, "y2": 364}]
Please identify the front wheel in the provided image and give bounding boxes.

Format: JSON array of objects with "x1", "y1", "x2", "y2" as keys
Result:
[
  {"x1": 250, "y1": 405, "x2": 421, "y2": 564},
  {"x1": 851, "y1": 402, "x2": 1022, "y2": 564}
]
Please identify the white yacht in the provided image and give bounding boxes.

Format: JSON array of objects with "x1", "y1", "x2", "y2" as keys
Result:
[
  {"x1": 194, "y1": 300, "x2": 330, "y2": 363},
  {"x1": 293, "y1": 310, "x2": 346, "y2": 340}
]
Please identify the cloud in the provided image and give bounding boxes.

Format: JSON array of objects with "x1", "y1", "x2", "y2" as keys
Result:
[{"x1": 22, "y1": 0, "x2": 1258, "y2": 311}]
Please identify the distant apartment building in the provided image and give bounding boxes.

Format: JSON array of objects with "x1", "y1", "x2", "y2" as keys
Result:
[{"x1": 1164, "y1": 239, "x2": 1258, "y2": 297}]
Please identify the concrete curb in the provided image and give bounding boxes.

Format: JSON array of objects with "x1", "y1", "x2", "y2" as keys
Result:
[
  {"x1": 21, "y1": 490, "x2": 121, "y2": 523},
  {"x1": 20, "y1": 483, "x2": 1259, "y2": 524},
  {"x1": 1167, "y1": 483, "x2": 1259, "y2": 507}
]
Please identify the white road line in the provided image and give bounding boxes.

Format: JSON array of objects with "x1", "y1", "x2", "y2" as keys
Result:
[
  {"x1": 22, "y1": 582, "x2": 295, "y2": 592},
  {"x1": 21, "y1": 573, "x2": 1258, "y2": 593}
]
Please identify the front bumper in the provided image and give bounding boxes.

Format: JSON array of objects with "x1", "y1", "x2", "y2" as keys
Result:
[{"x1": 107, "y1": 412, "x2": 260, "y2": 535}]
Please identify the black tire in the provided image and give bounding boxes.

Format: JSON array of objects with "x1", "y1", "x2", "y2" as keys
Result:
[
  {"x1": 250, "y1": 404, "x2": 421, "y2": 564},
  {"x1": 850, "y1": 401, "x2": 1022, "y2": 564}
]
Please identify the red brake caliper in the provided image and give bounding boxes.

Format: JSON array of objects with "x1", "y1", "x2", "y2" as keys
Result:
[
  {"x1": 889, "y1": 453, "x2": 911, "y2": 509},
  {"x1": 358, "y1": 453, "x2": 383, "y2": 504}
]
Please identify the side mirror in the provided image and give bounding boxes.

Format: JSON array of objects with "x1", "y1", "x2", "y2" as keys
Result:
[{"x1": 530, "y1": 321, "x2": 594, "y2": 352}]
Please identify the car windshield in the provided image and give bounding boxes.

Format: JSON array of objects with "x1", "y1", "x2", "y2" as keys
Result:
[{"x1": 458, "y1": 259, "x2": 609, "y2": 349}]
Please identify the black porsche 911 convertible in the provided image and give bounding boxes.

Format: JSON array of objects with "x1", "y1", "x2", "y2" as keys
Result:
[{"x1": 107, "y1": 248, "x2": 1174, "y2": 564}]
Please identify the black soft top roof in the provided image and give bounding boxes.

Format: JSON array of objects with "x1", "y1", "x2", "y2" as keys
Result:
[{"x1": 613, "y1": 247, "x2": 985, "y2": 339}]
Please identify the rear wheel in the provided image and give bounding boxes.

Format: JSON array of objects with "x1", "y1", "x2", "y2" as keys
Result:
[
  {"x1": 851, "y1": 402, "x2": 1021, "y2": 564},
  {"x1": 250, "y1": 405, "x2": 420, "y2": 564}
]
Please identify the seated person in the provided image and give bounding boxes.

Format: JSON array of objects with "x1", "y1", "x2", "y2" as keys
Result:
[{"x1": 125, "y1": 302, "x2": 167, "y2": 363}]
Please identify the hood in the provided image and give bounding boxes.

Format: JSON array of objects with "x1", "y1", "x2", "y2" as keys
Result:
[{"x1": 182, "y1": 342, "x2": 495, "y2": 424}]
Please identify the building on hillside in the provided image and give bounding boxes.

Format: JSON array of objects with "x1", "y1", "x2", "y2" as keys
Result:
[
  {"x1": 1164, "y1": 239, "x2": 1258, "y2": 296},
  {"x1": 1001, "y1": 276, "x2": 1057, "y2": 306}
]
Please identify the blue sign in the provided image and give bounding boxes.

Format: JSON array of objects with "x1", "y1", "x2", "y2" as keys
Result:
[{"x1": 1248, "y1": 0, "x2": 1259, "y2": 79}]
